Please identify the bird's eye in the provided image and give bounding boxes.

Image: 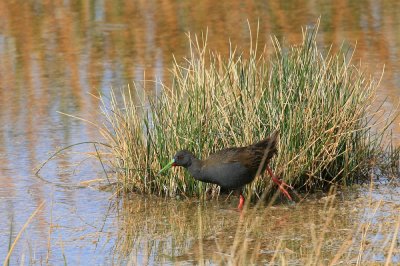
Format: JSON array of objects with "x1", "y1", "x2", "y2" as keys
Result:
[{"x1": 177, "y1": 155, "x2": 183, "y2": 160}]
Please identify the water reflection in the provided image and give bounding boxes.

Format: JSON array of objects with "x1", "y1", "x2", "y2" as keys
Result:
[
  {"x1": 112, "y1": 187, "x2": 399, "y2": 265},
  {"x1": 0, "y1": 0, "x2": 399, "y2": 264}
]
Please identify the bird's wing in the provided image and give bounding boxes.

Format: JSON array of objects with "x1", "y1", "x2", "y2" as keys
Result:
[{"x1": 204, "y1": 147, "x2": 253, "y2": 169}]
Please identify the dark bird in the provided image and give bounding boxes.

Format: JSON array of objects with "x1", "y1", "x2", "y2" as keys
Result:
[{"x1": 159, "y1": 131, "x2": 292, "y2": 210}]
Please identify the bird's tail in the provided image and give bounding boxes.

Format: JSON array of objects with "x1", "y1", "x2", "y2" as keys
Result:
[{"x1": 251, "y1": 130, "x2": 279, "y2": 155}]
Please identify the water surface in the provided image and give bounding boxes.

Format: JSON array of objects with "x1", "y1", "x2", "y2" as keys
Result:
[{"x1": 0, "y1": 1, "x2": 399, "y2": 264}]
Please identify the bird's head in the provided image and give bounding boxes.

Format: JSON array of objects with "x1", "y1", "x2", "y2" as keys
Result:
[{"x1": 158, "y1": 150, "x2": 194, "y2": 174}]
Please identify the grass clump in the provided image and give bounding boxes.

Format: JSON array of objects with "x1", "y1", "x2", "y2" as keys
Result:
[{"x1": 99, "y1": 23, "x2": 397, "y2": 199}]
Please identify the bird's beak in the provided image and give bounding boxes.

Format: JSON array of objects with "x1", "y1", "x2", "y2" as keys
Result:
[{"x1": 159, "y1": 159, "x2": 176, "y2": 174}]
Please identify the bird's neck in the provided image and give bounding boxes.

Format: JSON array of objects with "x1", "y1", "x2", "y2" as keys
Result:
[{"x1": 187, "y1": 157, "x2": 204, "y2": 180}]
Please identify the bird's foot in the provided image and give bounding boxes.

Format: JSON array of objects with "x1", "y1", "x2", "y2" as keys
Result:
[
  {"x1": 272, "y1": 176, "x2": 293, "y2": 189},
  {"x1": 271, "y1": 177, "x2": 293, "y2": 201},
  {"x1": 267, "y1": 166, "x2": 293, "y2": 201},
  {"x1": 237, "y1": 194, "x2": 245, "y2": 211}
]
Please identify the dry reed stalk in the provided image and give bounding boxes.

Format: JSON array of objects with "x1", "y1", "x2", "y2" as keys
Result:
[{"x1": 3, "y1": 202, "x2": 45, "y2": 266}]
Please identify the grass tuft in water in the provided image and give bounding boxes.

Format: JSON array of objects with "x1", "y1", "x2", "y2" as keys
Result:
[{"x1": 97, "y1": 23, "x2": 398, "y2": 199}]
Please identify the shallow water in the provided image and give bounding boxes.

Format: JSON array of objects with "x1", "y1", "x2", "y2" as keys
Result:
[
  {"x1": 110, "y1": 186, "x2": 400, "y2": 265},
  {"x1": 0, "y1": 1, "x2": 400, "y2": 264}
]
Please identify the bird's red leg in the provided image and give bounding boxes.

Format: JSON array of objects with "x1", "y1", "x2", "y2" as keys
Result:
[
  {"x1": 266, "y1": 166, "x2": 293, "y2": 201},
  {"x1": 237, "y1": 194, "x2": 245, "y2": 211}
]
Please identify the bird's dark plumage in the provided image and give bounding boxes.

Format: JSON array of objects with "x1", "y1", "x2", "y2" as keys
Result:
[
  {"x1": 172, "y1": 131, "x2": 279, "y2": 189},
  {"x1": 162, "y1": 131, "x2": 292, "y2": 210}
]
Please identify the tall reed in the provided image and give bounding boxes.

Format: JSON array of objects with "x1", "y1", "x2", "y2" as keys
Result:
[{"x1": 99, "y1": 24, "x2": 396, "y2": 199}]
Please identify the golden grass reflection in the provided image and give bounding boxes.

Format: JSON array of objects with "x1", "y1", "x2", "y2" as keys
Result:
[{"x1": 112, "y1": 188, "x2": 399, "y2": 265}]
